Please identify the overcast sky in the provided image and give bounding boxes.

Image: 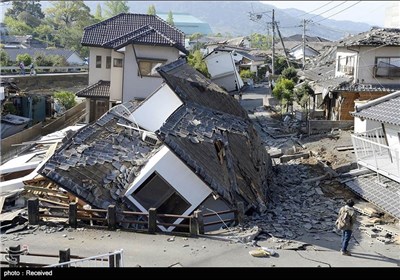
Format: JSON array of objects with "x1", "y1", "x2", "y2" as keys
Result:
[{"x1": 262, "y1": 1, "x2": 396, "y2": 26}]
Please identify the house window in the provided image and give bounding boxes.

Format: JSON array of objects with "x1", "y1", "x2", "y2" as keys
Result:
[
  {"x1": 132, "y1": 172, "x2": 191, "y2": 224},
  {"x1": 96, "y1": 55, "x2": 102, "y2": 68},
  {"x1": 138, "y1": 59, "x2": 166, "y2": 77},
  {"x1": 337, "y1": 55, "x2": 354, "y2": 75},
  {"x1": 113, "y1": 58, "x2": 123, "y2": 67},
  {"x1": 374, "y1": 57, "x2": 400, "y2": 77},
  {"x1": 106, "y1": 56, "x2": 111, "y2": 69}
]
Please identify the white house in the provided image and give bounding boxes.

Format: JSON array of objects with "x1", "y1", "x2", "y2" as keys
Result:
[
  {"x1": 78, "y1": 13, "x2": 187, "y2": 123},
  {"x1": 289, "y1": 44, "x2": 320, "y2": 61},
  {"x1": 203, "y1": 48, "x2": 244, "y2": 92},
  {"x1": 301, "y1": 28, "x2": 400, "y2": 121},
  {"x1": 348, "y1": 91, "x2": 400, "y2": 219},
  {"x1": 39, "y1": 59, "x2": 272, "y2": 232}
]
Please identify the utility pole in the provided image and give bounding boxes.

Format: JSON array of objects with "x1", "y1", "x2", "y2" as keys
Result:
[
  {"x1": 271, "y1": 9, "x2": 275, "y2": 75},
  {"x1": 275, "y1": 22, "x2": 290, "y2": 68},
  {"x1": 302, "y1": 19, "x2": 307, "y2": 69}
]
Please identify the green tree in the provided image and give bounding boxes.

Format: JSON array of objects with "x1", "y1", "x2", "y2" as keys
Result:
[
  {"x1": 103, "y1": 1, "x2": 130, "y2": 18},
  {"x1": 5, "y1": 1, "x2": 44, "y2": 20},
  {"x1": 33, "y1": 24, "x2": 54, "y2": 47},
  {"x1": 274, "y1": 55, "x2": 288, "y2": 75},
  {"x1": 3, "y1": 16, "x2": 33, "y2": 35},
  {"x1": 16, "y1": 53, "x2": 32, "y2": 66},
  {"x1": 272, "y1": 78, "x2": 295, "y2": 112},
  {"x1": 147, "y1": 5, "x2": 156, "y2": 15},
  {"x1": 187, "y1": 50, "x2": 209, "y2": 78},
  {"x1": 295, "y1": 82, "x2": 315, "y2": 109},
  {"x1": 45, "y1": 1, "x2": 92, "y2": 28},
  {"x1": 54, "y1": 91, "x2": 77, "y2": 110},
  {"x1": 45, "y1": 1, "x2": 94, "y2": 56},
  {"x1": 94, "y1": 3, "x2": 103, "y2": 21},
  {"x1": 249, "y1": 33, "x2": 270, "y2": 50},
  {"x1": 0, "y1": 50, "x2": 11, "y2": 67},
  {"x1": 239, "y1": 69, "x2": 255, "y2": 80},
  {"x1": 18, "y1": 11, "x2": 42, "y2": 28},
  {"x1": 281, "y1": 66, "x2": 298, "y2": 83},
  {"x1": 167, "y1": 11, "x2": 174, "y2": 26},
  {"x1": 189, "y1": 32, "x2": 204, "y2": 51}
]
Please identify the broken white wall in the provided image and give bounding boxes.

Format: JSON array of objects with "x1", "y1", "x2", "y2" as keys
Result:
[
  {"x1": 131, "y1": 84, "x2": 183, "y2": 132},
  {"x1": 353, "y1": 116, "x2": 380, "y2": 133},
  {"x1": 88, "y1": 47, "x2": 112, "y2": 85},
  {"x1": 122, "y1": 44, "x2": 180, "y2": 101},
  {"x1": 125, "y1": 146, "x2": 212, "y2": 232},
  {"x1": 384, "y1": 123, "x2": 400, "y2": 151},
  {"x1": 204, "y1": 50, "x2": 244, "y2": 92}
]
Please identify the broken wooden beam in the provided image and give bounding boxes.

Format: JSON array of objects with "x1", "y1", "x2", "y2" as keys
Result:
[{"x1": 280, "y1": 152, "x2": 310, "y2": 163}]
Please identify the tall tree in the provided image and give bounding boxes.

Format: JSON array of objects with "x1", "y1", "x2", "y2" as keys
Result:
[
  {"x1": 45, "y1": 1, "x2": 92, "y2": 28},
  {"x1": 3, "y1": 16, "x2": 33, "y2": 35},
  {"x1": 103, "y1": 1, "x2": 130, "y2": 18},
  {"x1": 167, "y1": 11, "x2": 174, "y2": 26},
  {"x1": 147, "y1": 5, "x2": 156, "y2": 15},
  {"x1": 45, "y1": 1, "x2": 94, "y2": 56},
  {"x1": 94, "y1": 3, "x2": 103, "y2": 21},
  {"x1": 5, "y1": 1, "x2": 44, "y2": 20}
]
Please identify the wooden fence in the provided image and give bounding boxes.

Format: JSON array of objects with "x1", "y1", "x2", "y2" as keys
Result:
[{"x1": 27, "y1": 198, "x2": 244, "y2": 236}]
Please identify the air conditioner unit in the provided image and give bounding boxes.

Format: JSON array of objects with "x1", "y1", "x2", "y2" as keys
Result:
[{"x1": 141, "y1": 131, "x2": 160, "y2": 146}]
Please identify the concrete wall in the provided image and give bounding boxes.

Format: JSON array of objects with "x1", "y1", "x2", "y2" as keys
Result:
[
  {"x1": 6, "y1": 74, "x2": 88, "y2": 91},
  {"x1": 385, "y1": 123, "x2": 400, "y2": 151},
  {"x1": 308, "y1": 120, "x2": 354, "y2": 135}
]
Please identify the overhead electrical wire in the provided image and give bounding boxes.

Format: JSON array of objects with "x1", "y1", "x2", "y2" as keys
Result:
[
  {"x1": 297, "y1": 1, "x2": 335, "y2": 18},
  {"x1": 313, "y1": 1, "x2": 362, "y2": 24},
  {"x1": 306, "y1": 1, "x2": 349, "y2": 20}
]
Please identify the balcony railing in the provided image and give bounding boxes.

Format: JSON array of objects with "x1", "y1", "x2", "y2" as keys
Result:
[
  {"x1": 351, "y1": 127, "x2": 400, "y2": 182},
  {"x1": 339, "y1": 65, "x2": 354, "y2": 75}
]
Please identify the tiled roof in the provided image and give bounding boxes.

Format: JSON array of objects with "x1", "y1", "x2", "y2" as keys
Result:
[
  {"x1": 351, "y1": 91, "x2": 400, "y2": 126},
  {"x1": 336, "y1": 84, "x2": 400, "y2": 92},
  {"x1": 39, "y1": 100, "x2": 157, "y2": 211},
  {"x1": 158, "y1": 59, "x2": 248, "y2": 118},
  {"x1": 81, "y1": 13, "x2": 187, "y2": 53},
  {"x1": 338, "y1": 28, "x2": 400, "y2": 47},
  {"x1": 76, "y1": 80, "x2": 110, "y2": 98},
  {"x1": 158, "y1": 104, "x2": 271, "y2": 212},
  {"x1": 157, "y1": 59, "x2": 272, "y2": 212}
]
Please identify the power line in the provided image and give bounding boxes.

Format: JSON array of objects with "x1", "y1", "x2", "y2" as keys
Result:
[
  {"x1": 307, "y1": 1, "x2": 349, "y2": 20},
  {"x1": 313, "y1": 1, "x2": 362, "y2": 24},
  {"x1": 297, "y1": 1, "x2": 335, "y2": 18}
]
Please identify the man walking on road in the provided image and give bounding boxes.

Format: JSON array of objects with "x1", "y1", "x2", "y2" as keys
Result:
[{"x1": 336, "y1": 199, "x2": 357, "y2": 256}]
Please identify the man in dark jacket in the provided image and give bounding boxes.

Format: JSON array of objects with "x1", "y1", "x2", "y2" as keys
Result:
[{"x1": 337, "y1": 199, "x2": 357, "y2": 256}]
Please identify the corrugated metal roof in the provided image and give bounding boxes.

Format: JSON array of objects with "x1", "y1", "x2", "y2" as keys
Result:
[
  {"x1": 352, "y1": 91, "x2": 400, "y2": 126},
  {"x1": 76, "y1": 80, "x2": 110, "y2": 98},
  {"x1": 81, "y1": 13, "x2": 186, "y2": 53}
]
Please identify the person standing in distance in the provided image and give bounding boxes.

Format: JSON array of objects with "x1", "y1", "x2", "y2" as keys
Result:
[{"x1": 337, "y1": 199, "x2": 357, "y2": 256}]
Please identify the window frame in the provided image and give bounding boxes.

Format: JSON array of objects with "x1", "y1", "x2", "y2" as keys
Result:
[
  {"x1": 137, "y1": 58, "x2": 167, "y2": 77},
  {"x1": 106, "y1": 56, "x2": 111, "y2": 69},
  {"x1": 113, "y1": 58, "x2": 123, "y2": 68},
  {"x1": 374, "y1": 56, "x2": 400, "y2": 77},
  {"x1": 96, "y1": 55, "x2": 102, "y2": 68}
]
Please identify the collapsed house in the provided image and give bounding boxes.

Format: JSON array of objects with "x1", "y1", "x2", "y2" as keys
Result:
[
  {"x1": 39, "y1": 59, "x2": 272, "y2": 232},
  {"x1": 347, "y1": 91, "x2": 400, "y2": 219}
]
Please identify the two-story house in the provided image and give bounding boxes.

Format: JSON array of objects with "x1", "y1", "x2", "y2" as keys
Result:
[
  {"x1": 347, "y1": 91, "x2": 400, "y2": 219},
  {"x1": 40, "y1": 59, "x2": 272, "y2": 232},
  {"x1": 300, "y1": 28, "x2": 400, "y2": 121},
  {"x1": 77, "y1": 13, "x2": 187, "y2": 123}
]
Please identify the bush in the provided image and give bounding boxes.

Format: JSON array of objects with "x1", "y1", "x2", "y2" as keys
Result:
[
  {"x1": 54, "y1": 91, "x2": 76, "y2": 110},
  {"x1": 16, "y1": 53, "x2": 32, "y2": 66},
  {"x1": 240, "y1": 69, "x2": 255, "y2": 79}
]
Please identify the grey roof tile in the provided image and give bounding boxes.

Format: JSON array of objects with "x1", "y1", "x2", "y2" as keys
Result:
[
  {"x1": 352, "y1": 91, "x2": 400, "y2": 126},
  {"x1": 81, "y1": 13, "x2": 186, "y2": 53},
  {"x1": 76, "y1": 80, "x2": 110, "y2": 98}
]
